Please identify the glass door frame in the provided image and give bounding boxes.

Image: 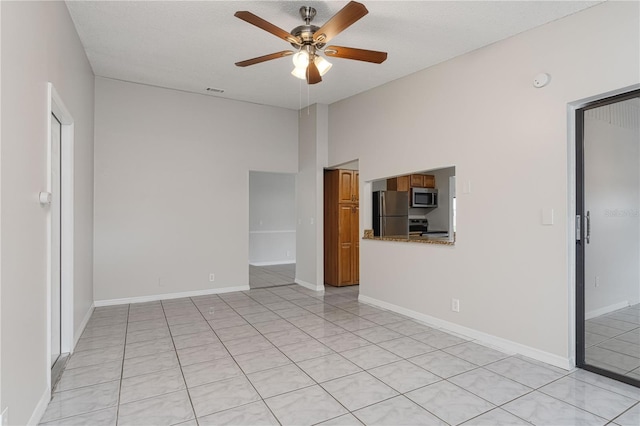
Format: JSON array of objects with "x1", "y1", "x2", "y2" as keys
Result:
[{"x1": 575, "y1": 88, "x2": 640, "y2": 388}]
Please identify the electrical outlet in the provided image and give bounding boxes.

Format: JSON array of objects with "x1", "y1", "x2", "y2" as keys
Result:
[
  {"x1": 209, "y1": 273, "x2": 215, "y2": 282},
  {"x1": 451, "y1": 298, "x2": 460, "y2": 312},
  {"x1": 158, "y1": 277, "x2": 164, "y2": 287},
  {"x1": 286, "y1": 251, "x2": 291, "y2": 257},
  {"x1": 595, "y1": 276, "x2": 600, "y2": 287}
]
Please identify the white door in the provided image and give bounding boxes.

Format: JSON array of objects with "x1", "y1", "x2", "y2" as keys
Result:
[{"x1": 51, "y1": 113, "x2": 62, "y2": 368}]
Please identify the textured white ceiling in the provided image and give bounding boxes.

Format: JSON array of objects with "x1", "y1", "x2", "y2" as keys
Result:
[{"x1": 66, "y1": 1, "x2": 601, "y2": 110}]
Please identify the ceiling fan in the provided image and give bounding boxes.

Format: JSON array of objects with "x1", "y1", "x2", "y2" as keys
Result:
[{"x1": 234, "y1": 1, "x2": 387, "y2": 85}]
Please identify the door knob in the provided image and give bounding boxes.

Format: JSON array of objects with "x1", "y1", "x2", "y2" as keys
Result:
[{"x1": 39, "y1": 191, "x2": 52, "y2": 205}]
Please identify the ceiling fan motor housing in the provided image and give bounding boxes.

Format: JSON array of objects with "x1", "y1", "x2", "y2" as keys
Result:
[
  {"x1": 290, "y1": 24, "x2": 323, "y2": 49},
  {"x1": 291, "y1": 7, "x2": 325, "y2": 49}
]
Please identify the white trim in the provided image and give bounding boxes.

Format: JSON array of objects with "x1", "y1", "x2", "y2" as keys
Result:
[
  {"x1": 46, "y1": 83, "x2": 75, "y2": 392},
  {"x1": 567, "y1": 101, "x2": 578, "y2": 369},
  {"x1": 250, "y1": 260, "x2": 296, "y2": 266},
  {"x1": 295, "y1": 278, "x2": 325, "y2": 292},
  {"x1": 72, "y1": 303, "x2": 95, "y2": 352},
  {"x1": 249, "y1": 230, "x2": 296, "y2": 234},
  {"x1": 359, "y1": 294, "x2": 572, "y2": 370},
  {"x1": 27, "y1": 387, "x2": 51, "y2": 426},
  {"x1": 566, "y1": 83, "x2": 640, "y2": 369},
  {"x1": 586, "y1": 301, "x2": 630, "y2": 320},
  {"x1": 94, "y1": 286, "x2": 251, "y2": 307}
]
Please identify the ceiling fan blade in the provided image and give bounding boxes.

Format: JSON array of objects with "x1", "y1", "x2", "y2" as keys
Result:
[
  {"x1": 324, "y1": 45, "x2": 387, "y2": 63},
  {"x1": 234, "y1": 11, "x2": 301, "y2": 45},
  {"x1": 235, "y1": 50, "x2": 294, "y2": 67},
  {"x1": 307, "y1": 60, "x2": 322, "y2": 85},
  {"x1": 313, "y1": 1, "x2": 368, "y2": 45}
]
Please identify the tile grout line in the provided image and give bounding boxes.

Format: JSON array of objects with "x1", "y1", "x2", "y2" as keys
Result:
[
  {"x1": 160, "y1": 298, "x2": 200, "y2": 426},
  {"x1": 248, "y1": 287, "x2": 359, "y2": 424},
  {"x1": 231, "y1": 285, "x2": 460, "y2": 424},
  {"x1": 609, "y1": 400, "x2": 640, "y2": 425},
  {"x1": 190, "y1": 294, "x2": 285, "y2": 424},
  {"x1": 115, "y1": 303, "x2": 131, "y2": 426},
  {"x1": 41, "y1": 288, "x2": 640, "y2": 425}
]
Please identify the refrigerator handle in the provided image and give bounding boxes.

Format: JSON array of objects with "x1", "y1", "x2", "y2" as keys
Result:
[{"x1": 381, "y1": 192, "x2": 386, "y2": 237}]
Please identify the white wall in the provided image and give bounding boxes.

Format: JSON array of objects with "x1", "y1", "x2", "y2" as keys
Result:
[
  {"x1": 328, "y1": 1, "x2": 639, "y2": 365},
  {"x1": 1, "y1": 1, "x2": 95, "y2": 424},
  {"x1": 93, "y1": 78, "x2": 297, "y2": 302},
  {"x1": 249, "y1": 172, "x2": 296, "y2": 265},
  {"x1": 584, "y1": 100, "x2": 640, "y2": 317},
  {"x1": 296, "y1": 104, "x2": 328, "y2": 291}
]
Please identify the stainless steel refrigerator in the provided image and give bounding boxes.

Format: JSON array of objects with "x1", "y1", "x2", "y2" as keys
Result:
[{"x1": 373, "y1": 191, "x2": 409, "y2": 237}]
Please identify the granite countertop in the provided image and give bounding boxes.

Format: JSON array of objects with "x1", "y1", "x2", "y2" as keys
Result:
[{"x1": 362, "y1": 229, "x2": 455, "y2": 246}]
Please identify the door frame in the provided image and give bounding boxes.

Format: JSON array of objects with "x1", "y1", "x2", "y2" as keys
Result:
[
  {"x1": 572, "y1": 85, "x2": 640, "y2": 387},
  {"x1": 46, "y1": 83, "x2": 75, "y2": 388}
]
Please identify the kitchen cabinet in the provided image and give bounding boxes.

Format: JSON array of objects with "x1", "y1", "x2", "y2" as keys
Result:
[
  {"x1": 410, "y1": 174, "x2": 435, "y2": 188},
  {"x1": 387, "y1": 174, "x2": 434, "y2": 191},
  {"x1": 337, "y1": 170, "x2": 359, "y2": 203},
  {"x1": 324, "y1": 169, "x2": 359, "y2": 287},
  {"x1": 386, "y1": 175, "x2": 409, "y2": 192}
]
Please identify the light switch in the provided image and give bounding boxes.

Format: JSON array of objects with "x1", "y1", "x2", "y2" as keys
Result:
[
  {"x1": 462, "y1": 181, "x2": 472, "y2": 194},
  {"x1": 542, "y1": 208, "x2": 554, "y2": 225}
]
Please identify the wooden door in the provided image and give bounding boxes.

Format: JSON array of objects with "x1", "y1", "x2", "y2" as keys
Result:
[{"x1": 352, "y1": 206, "x2": 360, "y2": 284}]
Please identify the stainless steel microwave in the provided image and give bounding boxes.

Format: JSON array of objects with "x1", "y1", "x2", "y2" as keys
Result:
[{"x1": 412, "y1": 188, "x2": 438, "y2": 208}]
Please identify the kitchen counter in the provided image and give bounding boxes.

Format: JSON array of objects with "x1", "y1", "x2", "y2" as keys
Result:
[{"x1": 362, "y1": 229, "x2": 455, "y2": 246}]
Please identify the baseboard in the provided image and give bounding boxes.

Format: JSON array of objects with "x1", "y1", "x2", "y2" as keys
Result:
[
  {"x1": 27, "y1": 386, "x2": 51, "y2": 426},
  {"x1": 94, "y1": 286, "x2": 251, "y2": 307},
  {"x1": 586, "y1": 300, "x2": 629, "y2": 320},
  {"x1": 73, "y1": 302, "x2": 95, "y2": 352},
  {"x1": 295, "y1": 279, "x2": 325, "y2": 292},
  {"x1": 359, "y1": 294, "x2": 572, "y2": 371},
  {"x1": 249, "y1": 260, "x2": 296, "y2": 266}
]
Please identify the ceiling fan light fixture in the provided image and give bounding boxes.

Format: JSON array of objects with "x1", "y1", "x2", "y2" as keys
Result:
[
  {"x1": 291, "y1": 55, "x2": 332, "y2": 80},
  {"x1": 291, "y1": 66, "x2": 307, "y2": 80},
  {"x1": 314, "y1": 55, "x2": 332, "y2": 76},
  {"x1": 292, "y1": 51, "x2": 310, "y2": 68}
]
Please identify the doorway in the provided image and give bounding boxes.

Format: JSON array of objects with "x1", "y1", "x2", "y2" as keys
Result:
[
  {"x1": 248, "y1": 171, "x2": 296, "y2": 288},
  {"x1": 48, "y1": 84, "x2": 75, "y2": 390},
  {"x1": 576, "y1": 88, "x2": 640, "y2": 387},
  {"x1": 50, "y1": 112, "x2": 62, "y2": 370}
]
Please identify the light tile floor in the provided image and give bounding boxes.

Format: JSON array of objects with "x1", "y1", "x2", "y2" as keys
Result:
[
  {"x1": 586, "y1": 304, "x2": 640, "y2": 380},
  {"x1": 249, "y1": 264, "x2": 296, "y2": 289},
  {"x1": 41, "y1": 285, "x2": 640, "y2": 425}
]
